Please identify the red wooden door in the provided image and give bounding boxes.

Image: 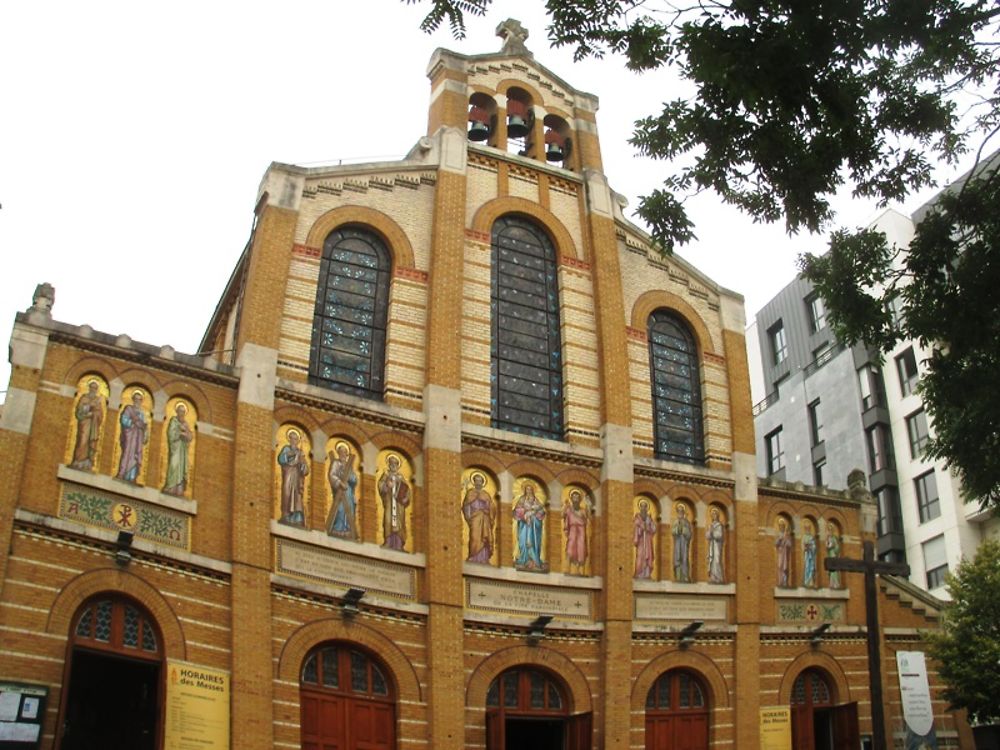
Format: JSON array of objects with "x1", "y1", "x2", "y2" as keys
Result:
[
  {"x1": 301, "y1": 692, "x2": 345, "y2": 750},
  {"x1": 486, "y1": 708, "x2": 504, "y2": 750},
  {"x1": 830, "y1": 702, "x2": 859, "y2": 750},
  {"x1": 567, "y1": 712, "x2": 592, "y2": 750},
  {"x1": 791, "y1": 704, "x2": 812, "y2": 750},
  {"x1": 644, "y1": 670, "x2": 709, "y2": 750},
  {"x1": 351, "y1": 700, "x2": 393, "y2": 749}
]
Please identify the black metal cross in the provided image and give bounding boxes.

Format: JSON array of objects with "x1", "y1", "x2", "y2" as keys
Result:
[{"x1": 825, "y1": 540, "x2": 910, "y2": 750}]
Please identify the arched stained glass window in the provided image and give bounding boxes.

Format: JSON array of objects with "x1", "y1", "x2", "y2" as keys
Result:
[
  {"x1": 309, "y1": 227, "x2": 391, "y2": 399},
  {"x1": 491, "y1": 216, "x2": 564, "y2": 439},
  {"x1": 647, "y1": 310, "x2": 704, "y2": 463}
]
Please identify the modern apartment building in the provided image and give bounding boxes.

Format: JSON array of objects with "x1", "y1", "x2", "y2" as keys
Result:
[{"x1": 750, "y1": 207, "x2": 999, "y2": 596}]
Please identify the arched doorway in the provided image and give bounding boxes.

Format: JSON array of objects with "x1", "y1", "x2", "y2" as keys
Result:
[
  {"x1": 299, "y1": 642, "x2": 395, "y2": 749},
  {"x1": 790, "y1": 668, "x2": 858, "y2": 750},
  {"x1": 644, "y1": 669, "x2": 710, "y2": 750},
  {"x1": 485, "y1": 667, "x2": 590, "y2": 750},
  {"x1": 57, "y1": 595, "x2": 163, "y2": 750}
]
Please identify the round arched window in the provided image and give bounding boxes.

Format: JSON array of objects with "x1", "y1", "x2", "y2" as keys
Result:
[{"x1": 791, "y1": 668, "x2": 833, "y2": 708}]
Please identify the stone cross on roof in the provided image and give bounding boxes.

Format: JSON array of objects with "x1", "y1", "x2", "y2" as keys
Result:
[{"x1": 496, "y1": 18, "x2": 531, "y2": 56}]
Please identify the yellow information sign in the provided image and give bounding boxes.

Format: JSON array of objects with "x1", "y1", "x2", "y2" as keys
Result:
[
  {"x1": 760, "y1": 706, "x2": 792, "y2": 750},
  {"x1": 164, "y1": 660, "x2": 230, "y2": 750}
]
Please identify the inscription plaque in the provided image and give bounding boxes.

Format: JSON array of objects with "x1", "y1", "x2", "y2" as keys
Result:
[
  {"x1": 466, "y1": 578, "x2": 592, "y2": 619},
  {"x1": 275, "y1": 539, "x2": 416, "y2": 599},
  {"x1": 634, "y1": 594, "x2": 727, "y2": 621}
]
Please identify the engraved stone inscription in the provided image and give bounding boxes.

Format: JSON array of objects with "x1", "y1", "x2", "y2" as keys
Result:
[
  {"x1": 466, "y1": 578, "x2": 591, "y2": 619},
  {"x1": 634, "y1": 594, "x2": 727, "y2": 621},
  {"x1": 276, "y1": 539, "x2": 416, "y2": 599}
]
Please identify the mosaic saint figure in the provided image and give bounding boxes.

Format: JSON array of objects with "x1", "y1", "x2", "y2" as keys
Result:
[
  {"x1": 379, "y1": 454, "x2": 410, "y2": 550},
  {"x1": 116, "y1": 390, "x2": 148, "y2": 483},
  {"x1": 277, "y1": 430, "x2": 309, "y2": 526},
  {"x1": 69, "y1": 379, "x2": 104, "y2": 471},
  {"x1": 826, "y1": 523, "x2": 842, "y2": 589},
  {"x1": 706, "y1": 508, "x2": 726, "y2": 584},
  {"x1": 633, "y1": 500, "x2": 656, "y2": 579},
  {"x1": 162, "y1": 402, "x2": 193, "y2": 496},
  {"x1": 775, "y1": 517, "x2": 793, "y2": 587},
  {"x1": 513, "y1": 482, "x2": 546, "y2": 571},
  {"x1": 802, "y1": 520, "x2": 818, "y2": 588},
  {"x1": 326, "y1": 441, "x2": 358, "y2": 540},
  {"x1": 672, "y1": 504, "x2": 693, "y2": 582},
  {"x1": 463, "y1": 472, "x2": 495, "y2": 563},
  {"x1": 563, "y1": 489, "x2": 589, "y2": 575}
]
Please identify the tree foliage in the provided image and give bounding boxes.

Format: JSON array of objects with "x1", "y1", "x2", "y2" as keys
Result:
[
  {"x1": 923, "y1": 539, "x2": 1000, "y2": 725},
  {"x1": 408, "y1": 0, "x2": 1000, "y2": 508}
]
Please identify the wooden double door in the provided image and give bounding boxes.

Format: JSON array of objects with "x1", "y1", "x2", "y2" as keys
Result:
[
  {"x1": 792, "y1": 702, "x2": 859, "y2": 750},
  {"x1": 301, "y1": 691, "x2": 394, "y2": 750}
]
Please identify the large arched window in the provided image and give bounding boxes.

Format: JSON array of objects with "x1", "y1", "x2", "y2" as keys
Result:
[
  {"x1": 300, "y1": 643, "x2": 395, "y2": 749},
  {"x1": 645, "y1": 669, "x2": 710, "y2": 749},
  {"x1": 647, "y1": 310, "x2": 704, "y2": 463},
  {"x1": 491, "y1": 216, "x2": 564, "y2": 439},
  {"x1": 309, "y1": 227, "x2": 391, "y2": 399},
  {"x1": 58, "y1": 596, "x2": 163, "y2": 750}
]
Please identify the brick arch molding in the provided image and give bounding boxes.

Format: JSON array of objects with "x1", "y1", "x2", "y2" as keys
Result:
[
  {"x1": 471, "y1": 197, "x2": 579, "y2": 261},
  {"x1": 304, "y1": 206, "x2": 416, "y2": 270},
  {"x1": 277, "y1": 617, "x2": 422, "y2": 703},
  {"x1": 631, "y1": 649, "x2": 730, "y2": 711},
  {"x1": 47, "y1": 568, "x2": 186, "y2": 660},
  {"x1": 631, "y1": 290, "x2": 716, "y2": 356},
  {"x1": 777, "y1": 650, "x2": 851, "y2": 705},
  {"x1": 466, "y1": 645, "x2": 593, "y2": 714}
]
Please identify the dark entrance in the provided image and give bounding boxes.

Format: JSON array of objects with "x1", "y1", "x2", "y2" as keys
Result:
[
  {"x1": 485, "y1": 667, "x2": 591, "y2": 750},
  {"x1": 299, "y1": 642, "x2": 395, "y2": 750},
  {"x1": 644, "y1": 669, "x2": 710, "y2": 750},
  {"x1": 790, "y1": 669, "x2": 859, "y2": 750},
  {"x1": 57, "y1": 596, "x2": 163, "y2": 750}
]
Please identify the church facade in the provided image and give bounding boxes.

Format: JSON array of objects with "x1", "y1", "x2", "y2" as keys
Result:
[{"x1": 0, "y1": 21, "x2": 973, "y2": 750}]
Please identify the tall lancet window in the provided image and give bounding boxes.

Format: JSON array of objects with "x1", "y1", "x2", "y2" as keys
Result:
[
  {"x1": 491, "y1": 216, "x2": 564, "y2": 439},
  {"x1": 648, "y1": 310, "x2": 704, "y2": 463},
  {"x1": 309, "y1": 226, "x2": 390, "y2": 399}
]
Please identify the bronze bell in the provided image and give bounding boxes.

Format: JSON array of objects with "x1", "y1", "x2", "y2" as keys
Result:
[
  {"x1": 507, "y1": 113, "x2": 529, "y2": 138},
  {"x1": 468, "y1": 106, "x2": 491, "y2": 142},
  {"x1": 544, "y1": 129, "x2": 565, "y2": 162}
]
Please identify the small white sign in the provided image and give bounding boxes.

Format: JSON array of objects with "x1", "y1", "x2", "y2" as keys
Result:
[{"x1": 896, "y1": 651, "x2": 934, "y2": 737}]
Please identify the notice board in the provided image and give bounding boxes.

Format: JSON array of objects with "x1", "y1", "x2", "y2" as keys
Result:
[
  {"x1": 163, "y1": 660, "x2": 230, "y2": 750},
  {"x1": 0, "y1": 682, "x2": 48, "y2": 750}
]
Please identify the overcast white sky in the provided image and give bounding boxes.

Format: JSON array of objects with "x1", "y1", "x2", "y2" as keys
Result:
[{"x1": 0, "y1": 1, "x2": 965, "y2": 397}]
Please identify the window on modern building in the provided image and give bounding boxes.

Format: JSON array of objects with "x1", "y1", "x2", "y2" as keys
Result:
[
  {"x1": 813, "y1": 460, "x2": 825, "y2": 487},
  {"x1": 806, "y1": 293, "x2": 827, "y2": 333},
  {"x1": 647, "y1": 310, "x2": 705, "y2": 464},
  {"x1": 769, "y1": 322, "x2": 788, "y2": 365},
  {"x1": 309, "y1": 226, "x2": 391, "y2": 399},
  {"x1": 765, "y1": 427, "x2": 784, "y2": 475},
  {"x1": 886, "y1": 295, "x2": 904, "y2": 329},
  {"x1": 915, "y1": 470, "x2": 941, "y2": 523},
  {"x1": 491, "y1": 216, "x2": 564, "y2": 439},
  {"x1": 875, "y1": 486, "x2": 902, "y2": 537},
  {"x1": 857, "y1": 363, "x2": 885, "y2": 411},
  {"x1": 896, "y1": 347, "x2": 919, "y2": 397},
  {"x1": 922, "y1": 535, "x2": 948, "y2": 589},
  {"x1": 807, "y1": 399, "x2": 823, "y2": 446},
  {"x1": 906, "y1": 409, "x2": 930, "y2": 459},
  {"x1": 866, "y1": 424, "x2": 894, "y2": 473}
]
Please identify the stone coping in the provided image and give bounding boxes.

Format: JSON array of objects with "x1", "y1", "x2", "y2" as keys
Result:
[
  {"x1": 772, "y1": 586, "x2": 850, "y2": 600},
  {"x1": 13, "y1": 508, "x2": 231, "y2": 575},
  {"x1": 269, "y1": 520, "x2": 427, "y2": 568},
  {"x1": 58, "y1": 465, "x2": 198, "y2": 515}
]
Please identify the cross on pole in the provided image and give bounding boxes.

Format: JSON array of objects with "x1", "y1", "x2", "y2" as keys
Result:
[{"x1": 825, "y1": 539, "x2": 909, "y2": 750}]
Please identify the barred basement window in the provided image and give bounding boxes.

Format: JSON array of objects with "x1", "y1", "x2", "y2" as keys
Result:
[
  {"x1": 491, "y1": 216, "x2": 564, "y2": 439},
  {"x1": 648, "y1": 311, "x2": 704, "y2": 463},
  {"x1": 309, "y1": 227, "x2": 391, "y2": 399}
]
